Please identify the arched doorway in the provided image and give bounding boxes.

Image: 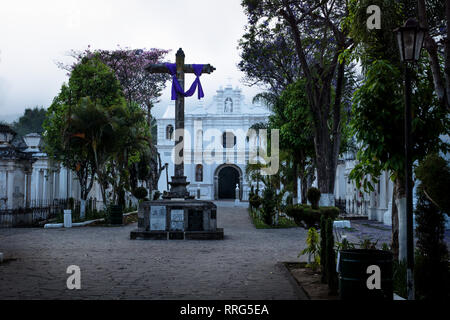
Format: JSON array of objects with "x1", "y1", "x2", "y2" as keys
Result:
[{"x1": 217, "y1": 166, "x2": 240, "y2": 200}]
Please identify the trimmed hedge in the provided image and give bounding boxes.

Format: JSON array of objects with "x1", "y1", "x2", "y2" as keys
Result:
[
  {"x1": 249, "y1": 194, "x2": 262, "y2": 210},
  {"x1": 285, "y1": 204, "x2": 339, "y2": 229},
  {"x1": 307, "y1": 187, "x2": 321, "y2": 209}
]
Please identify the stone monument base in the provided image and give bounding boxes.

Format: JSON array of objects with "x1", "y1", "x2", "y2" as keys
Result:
[
  {"x1": 130, "y1": 199, "x2": 224, "y2": 240},
  {"x1": 130, "y1": 228, "x2": 224, "y2": 240}
]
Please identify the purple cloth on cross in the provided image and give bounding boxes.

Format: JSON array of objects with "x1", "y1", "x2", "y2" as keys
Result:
[{"x1": 165, "y1": 63, "x2": 205, "y2": 100}]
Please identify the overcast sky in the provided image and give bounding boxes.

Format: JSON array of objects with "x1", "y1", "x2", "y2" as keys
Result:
[{"x1": 0, "y1": 0, "x2": 263, "y2": 122}]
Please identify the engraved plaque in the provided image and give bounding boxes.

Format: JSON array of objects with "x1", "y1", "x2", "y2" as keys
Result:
[
  {"x1": 150, "y1": 206, "x2": 166, "y2": 231},
  {"x1": 171, "y1": 209, "x2": 184, "y2": 231}
]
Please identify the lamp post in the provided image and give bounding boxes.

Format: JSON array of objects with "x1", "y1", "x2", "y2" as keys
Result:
[{"x1": 394, "y1": 18, "x2": 426, "y2": 301}]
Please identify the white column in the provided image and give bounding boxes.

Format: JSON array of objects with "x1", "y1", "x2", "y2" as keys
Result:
[
  {"x1": 6, "y1": 170, "x2": 14, "y2": 209},
  {"x1": 23, "y1": 172, "x2": 28, "y2": 207},
  {"x1": 68, "y1": 170, "x2": 72, "y2": 199},
  {"x1": 54, "y1": 170, "x2": 60, "y2": 200},
  {"x1": 43, "y1": 169, "x2": 48, "y2": 205},
  {"x1": 30, "y1": 169, "x2": 37, "y2": 204}
]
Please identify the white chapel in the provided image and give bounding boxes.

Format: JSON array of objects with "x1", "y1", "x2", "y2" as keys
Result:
[{"x1": 156, "y1": 83, "x2": 270, "y2": 201}]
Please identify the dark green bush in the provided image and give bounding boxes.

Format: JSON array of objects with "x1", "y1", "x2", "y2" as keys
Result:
[
  {"x1": 307, "y1": 187, "x2": 321, "y2": 209},
  {"x1": 249, "y1": 194, "x2": 262, "y2": 210},
  {"x1": 412, "y1": 155, "x2": 450, "y2": 300},
  {"x1": 415, "y1": 153, "x2": 450, "y2": 214},
  {"x1": 133, "y1": 187, "x2": 148, "y2": 200},
  {"x1": 414, "y1": 190, "x2": 449, "y2": 300},
  {"x1": 261, "y1": 187, "x2": 276, "y2": 226},
  {"x1": 285, "y1": 204, "x2": 339, "y2": 229},
  {"x1": 393, "y1": 259, "x2": 407, "y2": 299},
  {"x1": 153, "y1": 191, "x2": 161, "y2": 201},
  {"x1": 320, "y1": 215, "x2": 327, "y2": 284}
]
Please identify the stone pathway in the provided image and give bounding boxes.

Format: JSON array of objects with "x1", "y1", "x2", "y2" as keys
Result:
[{"x1": 0, "y1": 203, "x2": 308, "y2": 300}]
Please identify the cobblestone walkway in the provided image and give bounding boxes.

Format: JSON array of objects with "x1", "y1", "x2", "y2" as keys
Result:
[{"x1": 0, "y1": 203, "x2": 307, "y2": 300}]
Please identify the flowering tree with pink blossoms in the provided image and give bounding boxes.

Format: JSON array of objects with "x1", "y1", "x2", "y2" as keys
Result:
[{"x1": 59, "y1": 45, "x2": 170, "y2": 124}]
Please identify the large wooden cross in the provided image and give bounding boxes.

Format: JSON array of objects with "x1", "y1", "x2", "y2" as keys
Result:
[{"x1": 145, "y1": 48, "x2": 215, "y2": 199}]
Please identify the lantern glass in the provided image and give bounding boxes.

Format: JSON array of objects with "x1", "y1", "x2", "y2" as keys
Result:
[
  {"x1": 414, "y1": 30, "x2": 425, "y2": 60},
  {"x1": 403, "y1": 29, "x2": 416, "y2": 61},
  {"x1": 395, "y1": 18, "x2": 426, "y2": 63}
]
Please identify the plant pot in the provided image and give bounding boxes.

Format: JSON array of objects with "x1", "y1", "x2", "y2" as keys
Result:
[
  {"x1": 338, "y1": 249, "x2": 393, "y2": 300},
  {"x1": 108, "y1": 205, "x2": 123, "y2": 225}
]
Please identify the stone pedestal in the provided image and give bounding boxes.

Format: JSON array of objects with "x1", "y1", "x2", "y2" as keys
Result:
[
  {"x1": 64, "y1": 210, "x2": 72, "y2": 228},
  {"x1": 163, "y1": 176, "x2": 195, "y2": 200},
  {"x1": 130, "y1": 199, "x2": 224, "y2": 240}
]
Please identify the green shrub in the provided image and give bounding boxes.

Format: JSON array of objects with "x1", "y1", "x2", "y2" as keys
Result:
[
  {"x1": 249, "y1": 194, "x2": 262, "y2": 210},
  {"x1": 300, "y1": 228, "x2": 321, "y2": 271},
  {"x1": 307, "y1": 187, "x2": 321, "y2": 209},
  {"x1": 415, "y1": 153, "x2": 450, "y2": 213},
  {"x1": 153, "y1": 191, "x2": 161, "y2": 201},
  {"x1": 414, "y1": 190, "x2": 449, "y2": 300},
  {"x1": 285, "y1": 205, "x2": 339, "y2": 229},
  {"x1": 393, "y1": 260, "x2": 407, "y2": 299},
  {"x1": 320, "y1": 215, "x2": 327, "y2": 284},
  {"x1": 320, "y1": 207, "x2": 340, "y2": 220},
  {"x1": 261, "y1": 187, "x2": 276, "y2": 226},
  {"x1": 133, "y1": 187, "x2": 148, "y2": 200},
  {"x1": 413, "y1": 155, "x2": 450, "y2": 300}
]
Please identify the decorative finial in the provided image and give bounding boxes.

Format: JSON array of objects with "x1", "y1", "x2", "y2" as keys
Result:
[{"x1": 176, "y1": 48, "x2": 185, "y2": 57}]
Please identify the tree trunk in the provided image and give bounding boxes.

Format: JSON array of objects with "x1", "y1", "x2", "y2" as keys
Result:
[
  {"x1": 76, "y1": 168, "x2": 94, "y2": 220},
  {"x1": 281, "y1": 6, "x2": 344, "y2": 208},
  {"x1": 315, "y1": 133, "x2": 338, "y2": 207},
  {"x1": 417, "y1": 0, "x2": 450, "y2": 109}
]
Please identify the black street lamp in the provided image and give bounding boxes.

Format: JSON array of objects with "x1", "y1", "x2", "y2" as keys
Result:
[{"x1": 394, "y1": 18, "x2": 427, "y2": 301}]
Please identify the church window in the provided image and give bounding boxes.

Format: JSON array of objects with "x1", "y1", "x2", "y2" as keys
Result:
[
  {"x1": 222, "y1": 132, "x2": 237, "y2": 148},
  {"x1": 166, "y1": 125, "x2": 174, "y2": 140},
  {"x1": 195, "y1": 165, "x2": 203, "y2": 182}
]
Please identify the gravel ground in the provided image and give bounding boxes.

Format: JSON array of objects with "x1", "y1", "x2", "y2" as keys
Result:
[
  {"x1": 339, "y1": 219, "x2": 450, "y2": 249},
  {"x1": 0, "y1": 202, "x2": 308, "y2": 300},
  {"x1": 1, "y1": 203, "x2": 448, "y2": 300}
]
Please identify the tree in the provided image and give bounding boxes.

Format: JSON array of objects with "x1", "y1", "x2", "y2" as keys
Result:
[
  {"x1": 345, "y1": 0, "x2": 449, "y2": 260},
  {"x1": 102, "y1": 102, "x2": 153, "y2": 209},
  {"x1": 44, "y1": 56, "x2": 126, "y2": 218},
  {"x1": 59, "y1": 46, "x2": 170, "y2": 194},
  {"x1": 268, "y1": 79, "x2": 316, "y2": 204},
  {"x1": 241, "y1": 0, "x2": 354, "y2": 205},
  {"x1": 12, "y1": 107, "x2": 47, "y2": 137},
  {"x1": 238, "y1": 21, "x2": 300, "y2": 95},
  {"x1": 59, "y1": 46, "x2": 170, "y2": 122}
]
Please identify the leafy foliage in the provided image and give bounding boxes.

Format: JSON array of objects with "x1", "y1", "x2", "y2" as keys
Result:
[
  {"x1": 307, "y1": 187, "x2": 321, "y2": 210},
  {"x1": 415, "y1": 153, "x2": 450, "y2": 214},
  {"x1": 12, "y1": 107, "x2": 47, "y2": 137},
  {"x1": 300, "y1": 228, "x2": 321, "y2": 271},
  {"x1": 285, "y1": 204, "x2": 339, "y2": 229},
  {"x1": 261, "y1": 186, "x2": 277, "y2": 226},
  {"x1": 59, "y1": 46, "x2": 170, "y2": 111},
  {"x1": 240, "y1": 0, "x2": 354, "y2": 195},
  {"x1": 414, "y1": 156, "x2": 449, "y2": 300},
  {"x1": 132, "y1": 187, "x2": 148, "y2": 200}
]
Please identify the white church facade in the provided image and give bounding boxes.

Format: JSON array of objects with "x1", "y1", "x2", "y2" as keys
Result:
[{"x1": 156, "y1": 84, "x2": 271, "y2": 201}]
